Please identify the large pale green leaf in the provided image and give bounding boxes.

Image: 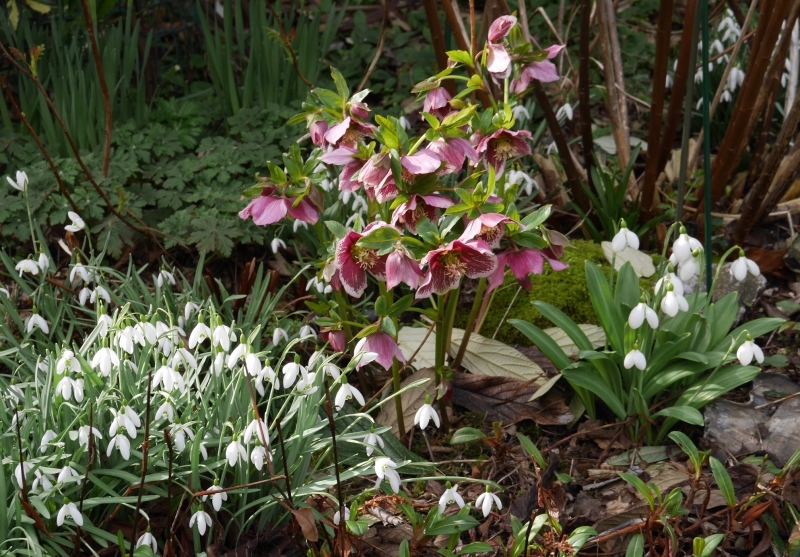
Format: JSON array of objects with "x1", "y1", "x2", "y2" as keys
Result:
[
  {"x1": 542, "y1": 324, "x2": 606, "y2": 357},
  {"x1": 510, "y1": 320, "x2": 572, "y2": 370}
]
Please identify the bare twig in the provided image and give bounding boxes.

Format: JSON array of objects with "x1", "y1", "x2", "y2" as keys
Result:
[
  {"x1": 264, "y1": 0, "x2": 313, "y2": 89},
  {"x1": 79, "y1": 0, "x2": 113, "y2": 177},
  {"x1": 357, "y1": 0, "x2": 390, "y2": 92},
  {"x1": 596, "y1": 0, "x2": 630, "y2": 172},
  {"x1": 578, "y1": 0, "x2": 594, "y2": 193},
  {"x1": 422, "y1": 0, "x2": 457, "y2": 96}
]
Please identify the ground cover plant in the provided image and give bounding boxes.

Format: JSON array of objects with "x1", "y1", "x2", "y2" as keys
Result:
[{"x1": 2, "y1": 0, "x2": 800, "y2": 556}]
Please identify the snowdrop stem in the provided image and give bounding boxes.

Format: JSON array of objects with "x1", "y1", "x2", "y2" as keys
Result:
[
  {"x1": 130, "y1": 367, "x2": 153, "y2": 556},
  {"x1": 23, "y1": 190, "x2": 37, "y2": 255},
  {"x1": 164, "y1": 428, "x2": 176, "y2": 551},
  {"x1": 422, "y1": 430, "x2": 436, "y2": 463},
  {"x1": 73, "y1": 402, "x2": 95, "y2": 557},
  {"x1": 322, "y1": 378, "x2": 346, "y2": 541},
  {"x1": 392, "y1": 359, "x2": 406, "y2": 438},
  {"x1": 273, "y1": 418, "x2": 294, "y2": 507},
  {"x1": 660, "y1": 222, "x2": 682, "y2": 261}
]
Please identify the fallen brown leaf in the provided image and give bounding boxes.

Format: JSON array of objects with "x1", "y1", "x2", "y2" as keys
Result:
[
  {"x1": 745, "y1": 247, "x2": 788, "y2": 276},
  {"x1": 452, "y1": 373, "x2": 572, "y2": 425},
  {"x1": 291, "y1": 508, "x2": 319, "y2": 542}
]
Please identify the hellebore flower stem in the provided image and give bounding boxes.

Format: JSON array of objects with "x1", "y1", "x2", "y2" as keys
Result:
[
  {"x1": 379, "y1": 283, "x2": 405, "y2": 437},
  {"x1": 321, "y1": 377, "x2": 346, "y2": 538},
  {"x1": 452, "y1": 278, "x2": 487, "y2": 370},
  {"x1": 407, "y1": 135, "x2": 428, "y2": 157},
  {"x1": 334, "y1": 291, "x2": 354, "y2": 341}
]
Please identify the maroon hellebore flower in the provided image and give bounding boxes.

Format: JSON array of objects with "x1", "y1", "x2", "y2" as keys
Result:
[
  {"x1": 486, "y1": 15, "x2": 517, "y2": 78},
  {"x1": 426, "y1": 137, "x2": 479, "y2": 174},
  {"x1": 320, "y1": 329, "x2": 347, "y2": 353},
  {"x1": 416, "y1": 240, "x2": 498, "y2": 299},
  {"x1": 476, "y1": 128, "x2": 532, "y2": 175},
  {"x1": 487, "y1": 248, "x2": 569, "y2": 291},
  {"x1": 239, "y1": 187, "x2": 320, "y2": 226},
  {"x1": 423, "y1": 87, "x2": 452, "y2": 118},
  {"x1": 320, "y1": 146, "x2": 366, "y2": 192},
  {"x1": 358, "y1": 153, "x2": 398, "y2": 203},
  {"x1": 335, "y1": 224, "x2": 389, "y2": 297},
  {"x1": 386, "y1": 249, "x2": 422, "y2": 290},
  {"x1": 391, "y1": 194, "x2": 454, "y2": 233},
  {"x1": 309, "y1": 120, "x2": 329, "y2": 147},
  {"x1": 511, "y1": 45, "x2": 565, "y2": 94},
  {"x1": 355, "y1": 331, "x2": 406, "y2": 370},
  {"x1": 460, "y1": 213, "x2": 517, "y2": 249}
]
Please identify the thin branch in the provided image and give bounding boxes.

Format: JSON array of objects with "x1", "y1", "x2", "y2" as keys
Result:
[
  {"x1": 264, "y1": 0, "x2": 313, "y2": 89},
  {"x1": 357, "y1": 0, "x2": 390, "y2": 92},
  {"x1": 79, "y1": 0, "x2": 113, "y2": 178},
  {"x1": 577, "y1": 0, "x2": 594, "y2": 193}
]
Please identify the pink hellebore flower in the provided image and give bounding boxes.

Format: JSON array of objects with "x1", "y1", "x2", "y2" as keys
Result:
[
  {"x1": 423, "y1": 87, "x2": 452, "y2": 118},
  {"x1": 426, "y1": 137, "x2": 479, "y2": 175},
  {"x1": 386, "y1": 249, "x2": 422, "y2": 290},
  {"x1": 391, "y1": 194, "x2": 454, "y2": 233},
  {"x1": 324, "y1": 116, "x2": 374, "y2": 148},
  {"x1": 335, "y1": 226, "x2": 389, "y2": 298},
  {"x1": 239, "y1": 187, "x2": 320, "y2": 226},
  {"x1": 359, "y1": 153, "x2": 398, "y2": 203},
  {"x1": 512, "y1": 45, "x2": 565, "y2": 94},
  {"x1": 488, "y1": 249, "x2": 568, "y2": 291},
  {"x1": 320, "y1": 147, "x2": 365, "y2": 192},
  {"x1": 416, "y1": 240, "x2": 498, "y2": 299},
  {"x1": 460, "y1": 213, "x2": 517, "y2": 249},
  {"x1": 309, "y1": 120, "x2": 329, "y2": 147},
  {"x1": 400, "y1": 149, "x2": 441, "y2": 175},
  {"x1": 356, "y1": 331, "x2": 406, "y2": 370},
  {"x1": 476, "y1": 129, "x2": 532, "y2": 175},
  {"x1": 486, "y1": 15, "x2": 517, "y2": 78}
]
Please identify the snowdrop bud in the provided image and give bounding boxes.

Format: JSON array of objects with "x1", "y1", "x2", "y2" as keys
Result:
[
  {"x1": 611, "y1": 220, "x2": 639, "y2": 253},
  {"x1": 7, "y1": 170, "x2": 28, "y2": 192},
  {"x1": 556, "y1": 102, "x2": 573, "y2": 121},
  {"x1": 736, "y1": 333, "x2": 764, "y2": 366}
]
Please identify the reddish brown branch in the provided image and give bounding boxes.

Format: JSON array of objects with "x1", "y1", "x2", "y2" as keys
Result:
[{"x1": 264, "y1": 0, "x2": 313, "y2": 89}]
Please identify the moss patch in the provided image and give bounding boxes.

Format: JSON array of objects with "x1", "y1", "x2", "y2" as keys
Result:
[{"x1": 466, "y1": 240, "x2": 608, "y2": 346}]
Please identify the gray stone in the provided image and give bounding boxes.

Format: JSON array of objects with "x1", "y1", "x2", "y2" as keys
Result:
[{"x1": 682, "y1": 262, "x2": 767, "y2": 323}]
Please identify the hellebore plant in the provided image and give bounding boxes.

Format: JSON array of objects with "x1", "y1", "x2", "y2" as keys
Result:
[
  {"x1": 239, "y1": 18, "x2": 568, "y2": 436},
  {"x1": 511, "y1": 221, "x2": 782, "y2": 442}
]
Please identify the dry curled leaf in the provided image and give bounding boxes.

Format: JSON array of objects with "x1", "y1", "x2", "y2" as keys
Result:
[
  {"x1": 376, "y1": 368, "x2": 436, "y2": 437},
  {"x1": 291, "y1": 508, "x2": 319, "y2": 542}
]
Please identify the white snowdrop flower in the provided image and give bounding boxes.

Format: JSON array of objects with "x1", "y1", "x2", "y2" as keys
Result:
[
  {"x1": 731, "y1": 251, "x2": 760, "y2": 281},
  {"x1": 154, "y1": 269, "x2": 176, "y2": 288},
  {"x1": 70, "y1": 425, "x2": 102, "y2": 448},
  {"x1": 97, "y1": 314, "x2": 112, "y2": 338},
  {"x1": 665, "y1": 72, "x2": 673, "y2": 88},
  {"x1": 320, "y1": 177, "x2": 334, "y2": 191},
  {"x1": 6, "y1": 170, "x2": 28, "y2": 192},
  {"x1": 710, "y1": 39, "x2": 724, "y2": 55},
  {"x1": 57, "y1": 500, "x2": 83, "y2": 527},
  {"x1": 136, "y1": 530, "x2": 158, "y2": 553},
  {"x1": 720, "y1": 89, "x2": 732, "y2": 103},
  {"x1": 345, "y1": 213, "x2": 364, "y2": 228},
  {"x1": 323, "y1": 364, "x2": 341, "y2": 380},
  {"x1": 654, "y1": 272, "x2": 684, "y2": 296},
  {"x1": 438, "y1": 482, "x2": 465, "y2": 514},
  {"x1": 353, "y1": 338, "x2": 379, "y2": 366},
  {"x1": 172, "y1": 348, "x2": 198, "y2": 371},
  {"x1": 672, "y1": 227, "x2": 695, "y2": 262},
  {"x1": 334, "y1": 507, "x2": 351, "y2": 525},
  {"x1": 37, "y1": 252, "x2": 50, "y2": 274},
  {"x1": 507, "y1": 169, "x2": 538, "y2": 196},
  {"x1": 299, "y1": 325, "x2": 316, "y2": 340},
  {"x1": 64, "y1": 211, "x2": 85, "y2": 233},
  {"x1": 69, "y1": 263, "x2": 90, "y2": 285},
  {"x1": 155, "y1": 399, "x2": 175, "y2": 422},
  {"x1": 226, "y1": 436, "x2": 247, "y2": 467},
  {"x1": 661, "y1": 284, "x2": 689, "y2": 317},
  {"x1": 340, "y1": 190, "x2": 352, "y2": 205},
  {"x1": 90, "y1": 285, "x2": 111, "y2": 305},
  {"x1": 293, "y1": 219, "x2": 308, "y2": 232},
  {"x1": 184, "y1": 302, "x2": 200, "y2": 321},
  {"x1": 78, "y1": 288, "x2": 92, "y2": 306},
  {"x1": 512, "y1": 104, "x2": 530, "y2": 122},
  {"x1": 352, "y1": 195, "x2": 369, "y2": 213},
  {"x1": 282, "y1": 361, "x2": 305, "y2": 389},
  {"x1": 414, "y1": 394, "x2": 440, "y2": 430},
  {"x1": 546, "y1": 142, "x2": 558, "y2": 155},
  {"x1": 14, "y1": 462, "x2": 32, "y2": 487},
  {"x1": 189, "y1": 320, "x2": 212, "y2": 349},
  {"x1": 109, "y1": 405, "x2": 141, "y2": 439},
  {"x1": 677, "y1": 250, "x2": 703, "y2": 281},
  {"x1": 152, "y1": 363, "x2": 186, "y2": 393},
  {"x1": 374, "y1": 457, "x2": 401, "y2": 493},
  {"x1": 107, "y1": 434, "x2": 132, "y2": 460},
  {"x1": 556, "y1": 102, "x2": 573, "y2": 121},
  {"x1": 250, "y1": 444, "x2": 270, "y2": 470},
  {"x1": 204, "y1": 483, "x2": 228, "y2": 512},
  {"x1": 155, "y1": 321, "x2": 179, "y2": 356},
  {"x1": 728, "y1": 67, "x2": 745, "y2": 91},
  {"x1": 56, "y1": 377, "x2": 84, "y2": 402},
  {"x1": 16, "y1": 259, "x2": 40, "y2": 276},
  {"x1": 170, "y1": 423, "x2": 195, "y2": 453},
  {"x1": 398, "y1": 115, "x2": 411, "y2": 130},
  {"x1": 737, "y1": 334, "x2": 764, "y2": 366},
  {"x1": 116, "y1": 326, "x2": 136, "y2": 354},
  {"x1": 611, "y1": 221, "x2": 639, "y2": 253},
  {"x1": 628, "y1": 302, "x2": 659, "y2": 330},
  {"x1": 211, "y1": 351, "x2": 225, "y2": 376},
  {"x1": 364, "y1": 428, "x2": 385, "y2": 456},
  {"x1": 271, "y1": 238, "x2": 287, "y2": 253},
  {"x1": 296, "y1": 370, "x2": 318, "y2": 395},
  {"x1": 57, "y1": 465, "x2": 81, "y2": 485},
  {"x1": 31, "y1": 472, "x2": 53, "y2": 494},
  {"x1": 7, "y1": 383, "x2": 25, "y2": 404},
  {"x1": 135, "y1": 321, "x2": 157, "y2": 346},
  {"x1": 335, "y1": 377, "x2": 366, "y2": 410},
  {"x1": 212, "y1": 322, "x2": 234, "y2": 352},
  {"x1": 91, "y1": 347, "x2": 119, "y2": 377},
  {"x1": 243, "y1": 417, "x2": 269, "y2": 447},
  {"x1": 623, "y1": 346, "x2": 647, "y2": 370},
  {"x1": 57, "y1": 350, "x2": 82, "y2": 375},
  {"x1": 476, "y1": 488, "x2": 503, "y2": 517},
  {"x1": 0, "y1": 286, "x2": 8, "y2": 297},
  {"x1": 190, "y1": 508, "x2": 213, "y2": 535},
  {"x1": 40, "y1": 429, "x2": 57, "y2": 453},
  {"x1": 272, "y1": 327, "x2": 289, "y2": 345},
  {"x1": 254, "y1": 366, "x2": 276, "y2": 396}
]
